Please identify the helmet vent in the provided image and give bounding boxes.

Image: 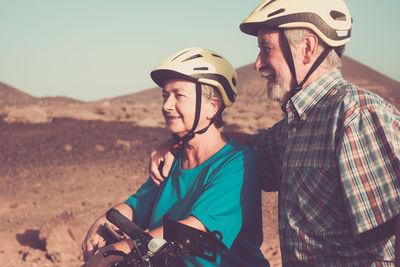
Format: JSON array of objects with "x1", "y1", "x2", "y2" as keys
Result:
[
  {"x1": 193, "y1": 67, "x2": 208, "y2": 71},
  {"x1": 182, "y1": 54, "x2": 203, "y2": 62},
  {"x1": 330, "y1": 10, "x2": 347, "y2": 21},
  {"x1": 212, "y1": 53, "x2": 222, "y2": 58},
  {"x1": 232, "y1": 77, "x2": 237, "y2": 87},
  {"x1": 268, "y1": 8, "x2": 285, "y2": 18},
  {"x1": 260, "y1": 0, "x2": 276, "y2": 10},
  {"x1": 171, "y1": 50, "x2": 190, "y2": 61}
]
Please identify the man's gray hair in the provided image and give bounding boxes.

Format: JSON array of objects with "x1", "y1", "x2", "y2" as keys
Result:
[{"x1": 284, "y1": 28, "x2": 343, "y2": 69}]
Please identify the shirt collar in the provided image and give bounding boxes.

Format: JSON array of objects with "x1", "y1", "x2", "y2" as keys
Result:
[{"x1": 285, "y1": 69, "x2": 344, "y2": 120}]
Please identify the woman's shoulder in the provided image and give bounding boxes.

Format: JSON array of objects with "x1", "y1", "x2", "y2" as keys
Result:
[
  {"x1": 227, "y1": 138, "x2": 260, "y2": 157},
  {"x1": 214, "y1": 138, "x2": 261, "y2": 166}
]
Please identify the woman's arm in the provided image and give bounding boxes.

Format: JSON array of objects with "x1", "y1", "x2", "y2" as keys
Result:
[
  {"x1": 84, "y1": 215, "x2": 205, "y2": 267},
  {"x1": 148, "y1": 215, "x2": 206, "y2": 238}
]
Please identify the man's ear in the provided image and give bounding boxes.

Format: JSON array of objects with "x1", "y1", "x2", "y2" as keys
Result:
[{"x1": 303, "y1": 33, "x2": 319, "y2": 64}]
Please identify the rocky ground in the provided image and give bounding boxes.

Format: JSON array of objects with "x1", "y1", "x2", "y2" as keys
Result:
[{"x1": 0, "y1": 117, "x2": 281, "y2": 267}]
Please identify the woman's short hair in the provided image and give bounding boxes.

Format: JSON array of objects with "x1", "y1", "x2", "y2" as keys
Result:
[{"x1": 201, "y1": 84, "x2": 224, "y2": 128}]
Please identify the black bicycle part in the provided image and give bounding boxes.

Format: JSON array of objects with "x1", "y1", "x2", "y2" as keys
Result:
[
  {"x1": 106, "y1": 209, "x2": 153, "y2": 245},
  {"x1": 104, "y1": 222, "x2": 125, "y2": 245},
  {"x1": 163, "y1": 214, "x2": 227, "y2": 262},
  {"x1": 104, "y1": 208, "x2": 227, "y2": 265}
]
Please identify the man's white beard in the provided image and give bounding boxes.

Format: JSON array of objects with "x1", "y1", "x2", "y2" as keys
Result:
[{"x1": 265, "y1": 76, "x2": 291, "y2": 104}]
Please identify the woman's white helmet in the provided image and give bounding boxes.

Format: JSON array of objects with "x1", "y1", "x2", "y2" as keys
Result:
[{"x1": 151, "y1": 47, "x2": 238, "y2": 107}]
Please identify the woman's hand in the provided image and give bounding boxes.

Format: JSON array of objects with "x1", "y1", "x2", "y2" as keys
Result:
[
  {"x1": 82, "y1": 216, "x2": 109, "y2": 262},
  {"x1": 82, "y1": 203, "x2": 134, "y2": 262},
  {"x1": 149, "y1": 138, "x2": 175, "y2": 186},
  {"x1": 83, "y1": 239, "x2": 133, "y2": 267}
]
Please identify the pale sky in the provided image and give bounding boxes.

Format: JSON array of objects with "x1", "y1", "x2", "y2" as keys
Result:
[{"x1": 0, "y1": 0, "x2": 399, "y2": 101}]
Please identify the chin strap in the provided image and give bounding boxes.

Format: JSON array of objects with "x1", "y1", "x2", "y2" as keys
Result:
[
  {"x1": 169, "y1": 82, "x2": 215, "y2": 157},
  {"x1": 279, "y1": 30, "x2": 332, "y2": 110},
  {"x1": 170, "y1": 119, "x2": 215, "y2": 157}
]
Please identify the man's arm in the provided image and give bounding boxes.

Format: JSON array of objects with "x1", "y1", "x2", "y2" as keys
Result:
[
  {"x1": 396, "y1": 216, "x2": 400, "y2": 266},
  {"x1": 223, "y1": 132, "x2": 250, "y2": 146},
  {"x1": 149, "y1": 138, "x2": 174, "y2": 186},
  {"x1": 148, "y1": 132, "x2": 250, "y2": 186}
]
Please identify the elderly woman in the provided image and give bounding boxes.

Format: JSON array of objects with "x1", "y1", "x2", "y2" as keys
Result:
[{"x1": 82, "y1": 48, "x2": 269, "y2": 266}]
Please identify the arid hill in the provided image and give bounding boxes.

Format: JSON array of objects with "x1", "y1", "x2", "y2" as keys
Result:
[
  {"x1": 1, "y1": 56, "x2": 398, "y2": 130},
  {"x1": 0, "y1": 56, "x2": 399, "y2": 267}
]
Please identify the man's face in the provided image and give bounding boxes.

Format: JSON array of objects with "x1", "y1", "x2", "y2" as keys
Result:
[{"x1": 255, "y1": 28, "x2": 293, "y2": 103}]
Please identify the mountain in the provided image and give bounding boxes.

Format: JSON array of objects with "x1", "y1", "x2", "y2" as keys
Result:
[
  {"x1": 0, "y1": 82, "x2": 37, "y2": 107},
  {"x1": 0, "y1": 56, "x2": 399, "y2": 130}
]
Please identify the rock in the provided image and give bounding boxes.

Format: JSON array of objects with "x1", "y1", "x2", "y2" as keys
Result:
[
  {"x1": 64, "y1": 144, "x2": 73, "y2": 152},
  {"x1": 3, "y1": 105, "x2": 51, "y2": 124},
  {"x1": 115, "y1": 140, "x2": 131, "y2": 150},
  {"x1": 39, "y1": 211, "x2": 87, "y2": 264},
  {"x1": 94, "y1": 144, "x2": 105, "y2": 152}
]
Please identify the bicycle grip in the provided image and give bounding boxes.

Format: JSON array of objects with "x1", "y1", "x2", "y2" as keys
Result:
[{"x1": 106, "y1": 208, "x2": 150, "y2": 242}]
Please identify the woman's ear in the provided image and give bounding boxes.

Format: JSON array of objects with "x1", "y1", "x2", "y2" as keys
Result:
[{"x1": 206, "y1": 97, "x2": 221, "y2": 119}]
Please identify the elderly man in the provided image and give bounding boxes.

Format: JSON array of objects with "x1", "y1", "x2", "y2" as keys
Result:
[{"x1": 150, "y1": 0, "x2": 400, "y2": 266}]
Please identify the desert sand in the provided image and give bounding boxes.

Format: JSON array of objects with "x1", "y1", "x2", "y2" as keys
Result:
[{"x1": 0, "y1": 57, "x2": 399, "y2": 267}]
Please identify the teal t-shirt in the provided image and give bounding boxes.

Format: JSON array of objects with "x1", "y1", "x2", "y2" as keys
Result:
[{"x1": 125, "y1": 139, "x2": 269, "y2": 266}]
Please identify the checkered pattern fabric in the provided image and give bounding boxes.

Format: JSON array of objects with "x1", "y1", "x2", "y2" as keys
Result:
[{"x1": 249, "y1": 69, "x2": 400, "y2": 266}]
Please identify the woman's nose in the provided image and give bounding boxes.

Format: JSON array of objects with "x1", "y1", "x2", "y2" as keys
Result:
[
  {"x1": 254, "y1": 52, "x2": 265, "y2": 72},
  {"x1": 163, "y1": 95, "x2": 174, "y2": 111}
]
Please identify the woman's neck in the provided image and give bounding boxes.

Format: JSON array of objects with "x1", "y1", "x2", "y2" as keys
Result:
[{"x1": 180, "y1": 126, "x2": 228, "y2": 170}]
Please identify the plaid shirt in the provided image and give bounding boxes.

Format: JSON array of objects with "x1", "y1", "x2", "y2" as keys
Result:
[{"x1": 249, "y1": 69, "x2": 400, "y2": 266}]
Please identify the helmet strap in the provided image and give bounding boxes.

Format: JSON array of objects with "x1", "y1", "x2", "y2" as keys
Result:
[
  {"x1": 279, "y1": 30, "x2": 332, "y2": 108},
  {"x1": 280, "y1": 30, "x2": 298, "y2": 88},
  {"x1": 170, "y1": 82, "x2": 212, "y2": 156}
]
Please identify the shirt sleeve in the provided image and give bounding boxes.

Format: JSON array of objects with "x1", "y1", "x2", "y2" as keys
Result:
[
  {"x1": 337, "y1": 102, "x2": 400, "y2": 235},
  {"x1": 125, "y1": 177, "x2": 159, "y2": 229},
  {"x1": 248, "y1": 121, "x2": 284, "y2": 192},
  {"x1": 189, "y1": 148, "x2": 262, "y2": 249}
]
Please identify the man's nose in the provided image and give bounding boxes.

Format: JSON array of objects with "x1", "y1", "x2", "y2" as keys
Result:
[{"x1": 254, "y1": 52, "x2": 264, "y2": 72}]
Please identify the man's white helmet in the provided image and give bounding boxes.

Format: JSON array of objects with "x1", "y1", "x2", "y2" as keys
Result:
[{"x1": 240, "y1": 0, "x2": 352, "y2": 47}]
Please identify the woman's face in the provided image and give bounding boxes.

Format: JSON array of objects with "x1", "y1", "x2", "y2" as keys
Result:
[{"x1": 161, "y1": 79, "x2": 212, "y2": 137}]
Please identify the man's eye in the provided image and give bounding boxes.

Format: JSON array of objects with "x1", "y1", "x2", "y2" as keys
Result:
[
  {"x1": 259, "y1": 44, "x2": 272, "y2": 54},
  {"x1": 263, "y1": 46, "x2": 272, "y2": 54}
]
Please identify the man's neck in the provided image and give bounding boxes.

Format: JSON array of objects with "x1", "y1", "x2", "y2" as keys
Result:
[{"x1": 298, "y1": 66, "x2": 334, "y2": 88}]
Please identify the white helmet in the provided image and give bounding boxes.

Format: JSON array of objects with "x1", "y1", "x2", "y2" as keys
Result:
[
  {"x1": 151, "y1": 47, "x2": 238, "y2": 107},
  {"x1": 240, "y1": 0, "x2": 352, "y2": 47}
]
